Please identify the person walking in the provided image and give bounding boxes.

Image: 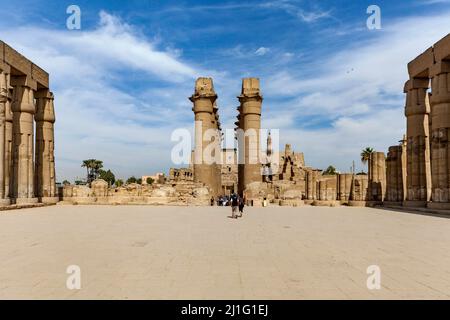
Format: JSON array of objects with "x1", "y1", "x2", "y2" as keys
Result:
[
  {"x1": 231, "y1": 193, "x2": 239, "y2": 219},
  {"x1": 238, "y1": 195, "x2": 245, "y2": 217}
]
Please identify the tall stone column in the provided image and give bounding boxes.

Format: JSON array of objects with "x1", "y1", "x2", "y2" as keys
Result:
[
  {"x1": 0, "y1": 65, "x2": 10, "y2": 205},
  {"x1": 35, "y1": 89, "x2": 57, "y2": 203},
  {"x1": 10, "y1": 76, "x2": 38, "y2": 204},
  {"x1": 404, "y1": 78, "x2": 432, "y2": 206},
  {"x1": 429, "y1": 60, "x2": 450, "y2": 208},
  {"x1": 189, "y1": 77, "x2": 221, "y2": 196},
  {"x1": 237, "y1": 78, "x2": 263, "y2": 195}
]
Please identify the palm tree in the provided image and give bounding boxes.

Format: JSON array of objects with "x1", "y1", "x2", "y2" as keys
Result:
[
  {"x1": 81, "y1": 159, "x2": 92, "y2": 182},
  {"x1": 360, "y1": 147, "x2": 374, "y2": 165},
  {"x1": 81, "y1": 159, "x2": 104, "y2": 183},
  {"x1": 92, "y1": 160, "x2": 104, "y2": 179},
  {"x1": 360, "y1": 147, "x2": 374, "y2": 178}
]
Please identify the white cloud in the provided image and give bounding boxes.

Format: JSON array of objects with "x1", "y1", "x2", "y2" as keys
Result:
[
  {"x1": 0, "y1": 11, "x2": 202, "y2": 181},
  {"x1": 261, "y1": 11, "x2": 450, "y2": 171},
  {"x1": 255, "y1": 47, "x2": 270, "y2": 56}
]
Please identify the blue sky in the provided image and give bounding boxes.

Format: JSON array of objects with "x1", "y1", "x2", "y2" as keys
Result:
[{"x1": 0, "y1": 0, "x2": 450, "y2": 181}]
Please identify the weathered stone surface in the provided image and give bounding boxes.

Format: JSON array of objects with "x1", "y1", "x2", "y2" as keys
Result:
[{"x1": 190, "y1": 77, "x2": 221, "y2": 196}]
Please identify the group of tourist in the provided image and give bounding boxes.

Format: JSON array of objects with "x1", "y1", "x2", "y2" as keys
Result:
[{"x1": 211, "y1": 193, "x2": 246, "y2": 219}]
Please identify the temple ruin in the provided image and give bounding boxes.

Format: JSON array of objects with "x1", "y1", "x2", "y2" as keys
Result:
[
  {"x1": 42, "y1": 33, "x2": 450, "y2": 211},
  {"x1": 0, "y1": 41, "x2": 57, "y2": 206}
]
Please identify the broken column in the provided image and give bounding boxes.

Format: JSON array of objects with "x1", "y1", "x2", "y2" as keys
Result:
[
  {"x1": 368, "y1": 151, "x2": 386, "y2": 202},
  {"x1": 10, "y1": 76, "x2": 38, "y2": 204},
  {"x1": 35, "y1": 89, "x2": 57, "y2": 203},
  {"x1": 385, "y1": 145, "x2": 404, "y2": 203},
  {"x1": 337, "y1": 173, "x2": 352, "y2": 202},
  {"x1": 190, "y1": 77, "x2": 221, "y2": 196},
  {"x1": 237, "y1": 78, "x2": 263, "y2": 195},
  {"x1": 404, "y1": 78, "x2": 432, "y2": 206}
]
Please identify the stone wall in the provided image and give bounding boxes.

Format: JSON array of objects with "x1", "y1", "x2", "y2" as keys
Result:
[{"x1": 60, "y1": 179, "x2": 211, "y2": 206}]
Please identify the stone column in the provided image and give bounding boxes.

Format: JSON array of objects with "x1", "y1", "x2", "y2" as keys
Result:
[
  {"x1": 404, "y1": 78, "x2": 432, "y2": 206},
  {"x1": 429, "y1": 60, "x2": 450, "y2": 208},
  {"x1": 10, "y1": 76, "x2": 38, "y2": 204},
  {"x1": 337, "y1": 173, "x2": 352, "y2": 202},
  {"x1": 237, "y1": 78, "x2": 263, "y2": 194},
  {"x1": 368, "y1": 152, "x2": 386, "y2": 202},
  {"x1": 35, "y1": 89, "x2": 57, "y2": 203},
  {"x1": 189, "y1": 77, "x2": 220, "y2": 196},
  {"x1": 0, "y1": 65, "x2": 10, "y2": 205},
  {"x1": 386, "y1": 146, "x2": 403, "y2": 203}
]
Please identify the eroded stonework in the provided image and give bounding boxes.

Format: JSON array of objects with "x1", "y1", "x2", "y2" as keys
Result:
[{"x1": 0, "y1": 41, "x2": 57, "y2": 206}]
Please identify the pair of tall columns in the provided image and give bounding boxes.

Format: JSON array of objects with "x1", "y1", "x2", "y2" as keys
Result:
[{"x1": 0, "y1": 70, "x2": 56, "y2": 204}]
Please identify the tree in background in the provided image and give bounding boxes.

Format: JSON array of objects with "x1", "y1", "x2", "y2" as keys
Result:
[
  {"x1": 115, "y1": 179, "x2": 124, "y2": 187},
  {"x1": 62, "y1": 180, "x2": 70, "y2": 186},
  {"x1": 136, "y1": 178, "x2": 142, "y2": 185},
  {"x1": 81, "y1": 159, "x2": 104, "y2": 183},
  {"x1": 127, "y1": 176, "x2": 137, "y2": 184},
  {"x1": 98, "y1": 169, "x2": 116, "y2": 186},
  {"x1": 360, "y1": 147, "x2": 374, "y2": 178},
  {"x1": 323, "y1": 165, "x2": 337, "y2": 175},
  {"x1": 360, "y1": 147, "x2": 374, "y2": 166},
  {"x1": 146, "y1": 177, "x2": 154, "y2": 185}
]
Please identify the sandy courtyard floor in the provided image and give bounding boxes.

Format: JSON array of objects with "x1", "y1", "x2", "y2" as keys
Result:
[{"x1": 0, "y1": 205, "x2": 449, "y2": 299}]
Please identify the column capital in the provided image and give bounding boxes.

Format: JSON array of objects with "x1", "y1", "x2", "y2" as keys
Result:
[
  {"x1": 238, "y1": 77, "x2": 263, "y2": 102},
  {"x1": 404, "y1": 78, "x2": 429, "y2": 92},
  {"x1": 189, "y1": 77, "x2": 217, "y2": 103},
  {"x1": 430, "y1": 60, "x2": 450, "y2": 77},
  {"x1": 35, "y1": 90, "x2": 55, "y2": 123},
  {"x1": 10, "y1": 75, "x2": 37, "y2": 91}
]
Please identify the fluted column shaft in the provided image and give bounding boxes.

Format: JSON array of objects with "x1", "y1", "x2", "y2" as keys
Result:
[
  {"x1": 237, "y1": 78, "x2": 263, "y2": 195},
  {"x1": 0, "y1": 68, "x2": 7, "y2": 203},
  {"x1": 189, "y1": 77, "x2": 220, "y2": 196},
  {"x1": 11, "y1": 76, "x2": 37, "y2": 203},
  {"x1": 430, "y1": 61, "x2": 450, "y2": 203},
  {"x1": 404, "y1": 78, "x2": 432, "y2": 204},
  {"x1": 35, "y1": 89, "x2": 56, "y2": 201}
]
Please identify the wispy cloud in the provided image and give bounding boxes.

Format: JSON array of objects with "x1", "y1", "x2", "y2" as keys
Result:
[
  {"x1": 0, "y1": 11, "x2": 203, "y2": 180},
  {"x1": 255, "y1": 47, "x2": 270, "y2": 56}
]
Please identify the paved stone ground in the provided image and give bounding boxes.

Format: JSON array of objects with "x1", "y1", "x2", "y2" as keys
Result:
[{"x1": 0, "y1": 205, "x2": 450, "y2": 299}]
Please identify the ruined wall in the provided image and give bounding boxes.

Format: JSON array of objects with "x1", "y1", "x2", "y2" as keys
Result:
[{"x1": 61, "y1": 179, "x2": 211, "y2": 206}]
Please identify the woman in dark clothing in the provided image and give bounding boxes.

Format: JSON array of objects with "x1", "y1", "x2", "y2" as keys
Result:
[{"x1": 238, "y1": 196, "x2": 245, "y2": 217}]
